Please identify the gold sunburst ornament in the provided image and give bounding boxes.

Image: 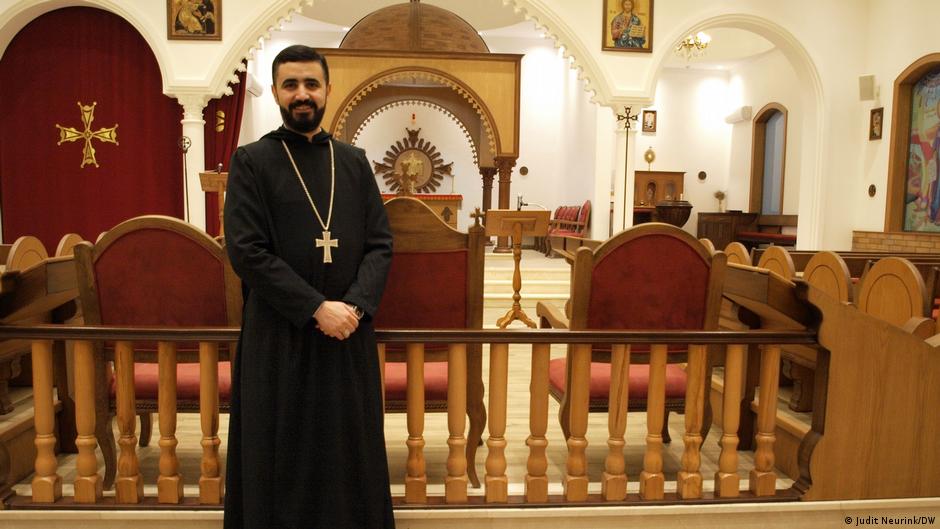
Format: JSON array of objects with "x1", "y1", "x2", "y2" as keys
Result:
[
  {"x1": 373, "y1": 128, "x2": 453, "y2": 194},
  {"x1": 55, "y1": 101, "x2": 119, "y2": 168}
]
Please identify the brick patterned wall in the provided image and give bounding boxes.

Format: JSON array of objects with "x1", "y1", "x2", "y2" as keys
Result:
[{"x1": 852, "y1": 231, "x2": 940, "y2": 253}]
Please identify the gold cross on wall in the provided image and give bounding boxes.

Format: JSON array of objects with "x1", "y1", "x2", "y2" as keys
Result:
[{"x1": 56, "y1": 101, "x2": 119, "y2": 168}]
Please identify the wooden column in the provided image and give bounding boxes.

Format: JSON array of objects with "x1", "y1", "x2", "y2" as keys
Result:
[
  {"x1": 485, "y1": 343, "x2": 509, "y2": 502},
  {"x1": 564, "y1": 342, "x2": 591, "y2": 501},
  {"x1": 30, "y1": 339, "x2": 61, "y2": 503},
  {"x1": 73, "y1": 340, "x2": 102, "y2": 503},
  {"x1": 639, "y1": 343, "x2": 667, "y2": 500},
  {"x1": 114, "y1": 341, "x2": 143, "y2": 503},
  {"x1": 602, "y1": 344, "x2": 630, "y2": 501},
  {"x1": 199, "y1": 342, "x2": 223, "y2": 504},
  {"x1": 677, "y1": 344, "x2": 708, "y2": 499},
  {"x1": 480, "y1": 166, "x2": 497, "y2": 213},
  {"x1": 716, "y1": 344, "x2": 745, "y2": 497},
  {"x1": 750, "y1": 344, "x2": 781, "y2": 496},
  {"x1": 405, "y1": 343, "x2": 427, "y2": 503},
  {"x1": 525, "y1": 343, "x2": 550, "y2": 502},
  {"x1": 493, "y1": 156, "x2": 516, "y2": 253},
  {"x1": 445, "y1": 343, "x2": 468, "y2": 503},
  {"x1": 157, "y1": 341, "x2": 183, "y2": 504}
]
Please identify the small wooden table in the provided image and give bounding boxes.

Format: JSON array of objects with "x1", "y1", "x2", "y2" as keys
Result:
[
  {"x1": 484, "y1": 209, "x2": 550, "y2": 328},
  {"x1": 199, "y1": 170, "x2": 228, "y2": 236}
]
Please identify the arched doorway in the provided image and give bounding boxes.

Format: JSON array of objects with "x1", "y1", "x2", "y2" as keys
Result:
[{"x1": 750, "y1": 103, "x2": 789, "y2": 214}]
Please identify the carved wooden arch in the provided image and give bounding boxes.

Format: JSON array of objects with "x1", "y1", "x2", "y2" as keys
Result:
[
  {"x1": 885, "y1": 53, "x2": 940, "y2": 232},
  {"x1": 351, "y1": 99, "x2": 480, "y2": 165},
  {"x1": 331, "y1": 66, "x2": 501, "y2": 160},
  {"x1": 749, "y1": 102, "x2": 789, "y2": 213}
]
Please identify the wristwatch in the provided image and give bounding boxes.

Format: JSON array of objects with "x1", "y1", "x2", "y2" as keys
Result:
[{"x1": 349, "y1": 304, "x2": 364, "y2": 320}]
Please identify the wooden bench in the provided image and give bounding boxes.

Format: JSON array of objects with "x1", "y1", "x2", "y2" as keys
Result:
[{"x1": 736, "y1": 214, "x2": 797, "y2": 249}]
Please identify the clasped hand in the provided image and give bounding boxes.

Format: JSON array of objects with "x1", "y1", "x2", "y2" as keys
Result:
[{"x1": 314, "y1": 301, "x2": 360, "y2": 340}]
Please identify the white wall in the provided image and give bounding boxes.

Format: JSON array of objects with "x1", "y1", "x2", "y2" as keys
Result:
[
  {"x1": 641, "y1": 68, "x2": 734, "y2": 236},
  {"x1": 726, "y1": 49, "x2": 804, "y2": 216}
]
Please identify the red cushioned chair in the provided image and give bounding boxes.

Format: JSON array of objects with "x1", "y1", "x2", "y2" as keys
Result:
[
  {"x1": 546, "y1": 200, "x2": 591, "y2": 256},
  {"x1": 536, "y1": 222, "x2": 725, "y2": 442},
  {"x1": 74, "y1": 215, "x2": 241, "y2": 489},
  {"x1": 374, "y1": 196, "x2": 486, "y2": 488}
]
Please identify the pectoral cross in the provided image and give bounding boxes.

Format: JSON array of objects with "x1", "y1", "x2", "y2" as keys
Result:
[{"x1": 316, "y1": 231, "x2": 338, "y2": 263}]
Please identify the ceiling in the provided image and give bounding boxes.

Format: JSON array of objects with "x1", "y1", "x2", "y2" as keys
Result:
[{"x1": 291, "y1": 0, "x2": 524, "y2": 31}]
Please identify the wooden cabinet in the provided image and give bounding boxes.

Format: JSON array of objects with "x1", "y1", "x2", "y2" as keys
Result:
[
  {"x1": 634, "y1": 171, "x2": 685, "y2": 207},
  {"x1": 696, "y1": 211, "x2": 758, "y2": 250}
]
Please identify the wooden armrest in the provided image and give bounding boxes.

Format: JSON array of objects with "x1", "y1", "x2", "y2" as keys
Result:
[
  {"x1": 902, "y1": 316, "x2": 936, "y2": 340},
  {"x1": 551, "y1": 247, "x2": 575, "y2": 263},
  {"x1": 536, "y1": 301, "x2": 569, "y2": 329}
]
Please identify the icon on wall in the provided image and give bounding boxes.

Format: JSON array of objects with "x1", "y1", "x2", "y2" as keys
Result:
[
  {"x1": 167, "y1": 0, "x2": 221, "y2": 41},
  {"x1": 642, "y1": 110, "x2": 657, "y2": 133}
]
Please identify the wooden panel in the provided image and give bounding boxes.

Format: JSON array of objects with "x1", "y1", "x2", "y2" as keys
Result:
[{"x1": 634, "y1": 171, "x2": 685, "y2": 207}]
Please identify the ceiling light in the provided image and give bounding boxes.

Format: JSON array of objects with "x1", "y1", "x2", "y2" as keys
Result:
[{"x1": 675, "y1": 31, "x2": 711, "y2": 60}]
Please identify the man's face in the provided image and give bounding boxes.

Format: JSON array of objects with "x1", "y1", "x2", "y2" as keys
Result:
[{"x1": 271, "y1": 60, "x2": 331, "y2": 134}]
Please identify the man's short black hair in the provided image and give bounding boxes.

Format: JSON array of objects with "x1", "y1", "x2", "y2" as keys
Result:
[{"x1": 271, "y1": 45, "x2": 329, "y2": 85}]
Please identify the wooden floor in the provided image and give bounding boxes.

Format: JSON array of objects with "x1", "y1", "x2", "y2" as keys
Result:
[{"x1": 11, "y1": 249, "x2": 796, "y2": 499}]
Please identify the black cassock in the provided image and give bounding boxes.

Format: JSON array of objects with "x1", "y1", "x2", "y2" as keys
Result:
[{"x1": 223, "y1": 127, "x2": 395, "y2": 529}]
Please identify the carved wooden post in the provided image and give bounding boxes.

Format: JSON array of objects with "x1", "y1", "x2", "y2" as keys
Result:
[
  {"x1": 565, "y1": 342, "x2": 591, "y2": 501},
  {"x1": 639, "y1": 343, "x2": 667, "y2": 500},
  {"x1": 480, "y1": 166, "x2": 497, "y2": 213},
  {"x1": 602, "y1": 344, "x2": 630, "y2": 501},
  {"x1": 750, "y1": 344, "x2": 781, "y2": 496},
  {"x1": 199, "y1": 341, "x2": 223, "y2": 504},
  {"x1": 716, "y1": 343, "x2": 745, "y2": 497},
  {"x1": 158, "y1": 341, "x2": 183, "y2": 503},
  {"x1": 493, "y1": 156, "x2": 516, "y2": 253},
  {"x1": 30, "y1": 339, "x2": 61, "y2": 503},
  {"x1": 445, "y1": 343, "x2": 468, "y2": 503},
  {"x1": 485, "y1": 342, "x2": 509, "y2": 502},
  {"x1": 677, "y1": 344, "x2": 708, "y2": 499},
  {"x1": 405, "y1": 342, "x2": 427, "y2": 503},
  {"x1": 73, "y1": 339, "x2": 102, "y2": 503},
  {"x1": 525, "y1": 343, "x2": 550, "y2": 502},
  {"x1": 114, "y1": 341, "x2": 142, "y2": 503}
]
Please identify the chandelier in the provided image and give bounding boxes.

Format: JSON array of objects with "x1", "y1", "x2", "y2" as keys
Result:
[{"x1": 675, "y1": 31, "x2": 711, "y2": 60}]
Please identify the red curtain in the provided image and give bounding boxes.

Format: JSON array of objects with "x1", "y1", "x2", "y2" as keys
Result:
[
  {"x1": 204, "y1": 70, "x2": 247, "y2": 236},
  {"x1": 0, "y1": 7, "x2": 183, "y2": 249}
]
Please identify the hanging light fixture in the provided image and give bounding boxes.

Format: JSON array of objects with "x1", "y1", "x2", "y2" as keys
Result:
[{"x1": 675, "y1": 31, "x2": 711, "y2": 60}]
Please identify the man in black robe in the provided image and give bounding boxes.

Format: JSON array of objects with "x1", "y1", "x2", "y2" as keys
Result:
[{"x1": 223, "y1": 45, "x2": 395, "y2": 529}]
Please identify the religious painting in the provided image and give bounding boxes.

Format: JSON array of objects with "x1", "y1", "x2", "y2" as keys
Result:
[
  {"x1": 869, "y1": 107, "x2": 883, "y2": 141},
  {"x1": 167, "y1": 0, "x2": 221, "y2": 41},
  {"x1": 903, "y1": 66, "x2": 940, "y2": 232},
  {"x1": 602, "y1": 0, "x2": 653, "y2": 53},
  {"x1": 642, "y1": 110, "x2": 657, "y2": 132}
]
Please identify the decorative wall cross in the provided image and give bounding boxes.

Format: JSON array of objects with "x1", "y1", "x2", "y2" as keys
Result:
[{"x1": 55, "y1": 101, "x2": 119, "y2": 168}]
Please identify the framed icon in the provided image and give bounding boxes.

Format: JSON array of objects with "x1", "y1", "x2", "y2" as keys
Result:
[
  {"x1": 869, "y1": 107, "x2": 883, "y2": 141},
  {"x1": 168, "y1": 0, "x2": 221, "y2": 41},
  {"x1": 602, "y1": 0, "x2": 653, "y2": 53},
  {"x1": 642, "y1": 110, "x2": 657, "y2": 133}
]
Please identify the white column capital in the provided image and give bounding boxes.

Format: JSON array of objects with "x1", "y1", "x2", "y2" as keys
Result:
[{"x1": 173, "y1": 92, "x2": 211, "y2": 123}]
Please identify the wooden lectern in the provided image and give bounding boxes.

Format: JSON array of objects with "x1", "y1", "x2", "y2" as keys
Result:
[
  {"x1": 199, "y1": 170, "x2": 228, "y2": 236},
  {"x1": 484, "y1": 209, "x2": 550, "y2": 328}
]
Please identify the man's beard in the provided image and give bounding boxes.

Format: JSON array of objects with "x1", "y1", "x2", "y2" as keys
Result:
[{"x1": 280, "y1": 99, "x2": 326, "y2": 133}]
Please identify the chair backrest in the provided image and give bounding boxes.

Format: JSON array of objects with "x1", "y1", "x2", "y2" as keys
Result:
[
  {"x1": 856, "y1": 257, "x2": 926, "y2": 328},
  {"x1": 757, "y1": 245, "x2": 796, "y2": 279},
  {"x1": 724, "y1": 242, "x2": 751, "y2": 265},
  {"x1": 699, "y1": 238, "x2": 716, "y2": 254},
  {"x1": 5, "y1": 235, "x2": 48, "y2": 271},
  {"x1": 568, "y1": 222, "x2": 726, "y2": 332},
  {"x1": 55, "y1": 233, "x2": 84, "y2": 257},
  {"x1": 803, "y1": 251, "x2": 852, "y2": 303},
  {"x1": 75, "y1": 215, "x2": 241, "y2": 328},
  {"x1": 374, "y1": 197, "x2": 484, "y2": 330}
]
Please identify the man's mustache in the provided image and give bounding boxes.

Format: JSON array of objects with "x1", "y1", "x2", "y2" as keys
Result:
[{"x1": 289, "y1": 100, "x2": 317, "y2": 112}]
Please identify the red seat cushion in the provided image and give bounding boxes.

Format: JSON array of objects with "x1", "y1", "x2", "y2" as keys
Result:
[
  {"x1": 548, "y1": 357, "x2": 687, "y2": 401},
  {"x1": 109, "y1": 361, "x2": 232, "y2": 402},
  {"x1": 384, "y1": 361, "x2": 449, "y2": 401}
]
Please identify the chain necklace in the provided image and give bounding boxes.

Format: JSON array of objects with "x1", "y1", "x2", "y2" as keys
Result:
[{"x1": 281, "y1": 138, "x2": 338, "y2": 263}]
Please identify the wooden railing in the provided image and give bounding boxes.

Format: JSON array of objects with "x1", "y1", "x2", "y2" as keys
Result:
[{"x1": 0, "y1": 324, "x2": 816, "y2": 508}]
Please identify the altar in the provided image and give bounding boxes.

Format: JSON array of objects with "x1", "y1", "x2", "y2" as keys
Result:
[{"x1": 382, "y1": 193, "x2": 462, "y2": 228}]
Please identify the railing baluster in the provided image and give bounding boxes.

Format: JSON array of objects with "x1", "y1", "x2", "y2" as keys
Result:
[
  {"x1": 445, "y1": 343, "x2": 468, "y2": 503},
  {"x1": 640, "y1": 343, "x2": 667, "y2": 500},
  {"x1": 405, "y1": 342, "x2": 427, "y2": 503},
  {"x1": 157, "y1": 341, "x2": 182, "y2": 503},
  {"x1": 199, "y1": 341, "x2": 223, "y2": 504},
  {"x1": 114, "y1": 340, "x2": 142, "y2": 503},
  {"x1": 677, "y1": 343, "x2": 708, "y2": 499},
  {"x1": 750, "y1": 344, "x2": 781, "y2": 496},
  {"x1": 525, "y1": 342, "x2": 550, "y2": 503},
  {"x1": 73, "y1": 339, "x2": 102, "y2": 503},
  {"x1": 30, "y1": 339, "x2": 61, "y2": 503},
  {"x1": 716, "y1": 343, "x2": 745, "y2": 497},
  {"x1": 485, "y1": 342, "x2": 509, "y2": 502},
  {"x1": 602, "y1": 343, "x2": 630, "y2": 501},
  {"x1": 565, "y1": 342, "x2": 591, "y2": 501}
]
